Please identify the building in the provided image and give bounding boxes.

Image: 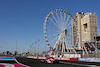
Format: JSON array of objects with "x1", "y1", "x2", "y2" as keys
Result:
[
  {"x1": 74, "y1": 12, "x2": 98, "y2": 49},
  {"x1": 81, "y1": 12, "x2": 98, "y2": 42}
]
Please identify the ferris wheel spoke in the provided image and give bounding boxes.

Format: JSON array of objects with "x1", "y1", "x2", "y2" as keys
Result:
[
  {"x1": 47, "y1": 23, "x2": 60, "y2": 30},
  {"x1": 47, "y1": 33, "x2": 59, "y2": 38},
  {"x1": 66, "y1": 34, "x2": 72, "y2": 44},
  {"x1": 64, "y1": 12, "x2": 66, "y2": 25},
  {"x1": 68, "y1": 33, "x2": 72, "y2": 34},
  {"x1": 64, "y1": 37, "x2": 70, "y2": 52},
  {"x1": 65, "y1": 38, "x2": 72, "y2": 53},
  {"x1": 65, "y1": 15, "x2": 70, "y2": 27},
  {"x1": 52, "y1": 14, "x2": 59, "y2": 24},
  {"x1": 55, "y1": 12, "x2": 61, "y2": 24},
  {"x1": 46, "y1": 29, "x2": 60, "y2": 32},
  {"x1": 53, "y1": 34, "x2": 62, "y2": 49},
  {"x1": 50, "y1": 35, "x2": 59, "y2": 45},
  {"x1": 67, "y1": 34, "x2": 72, "y2": 40},
  {"x1": 66, "y1": 20, "x2": 72, "y2": 29},
  {"x1": 68, "y1": 31, "x2": 76, "y2": 34},
  {"x1": 66, "y1": 36, "x2": 72, "y2": 48},
  {"x1": 67, "y1": 26, "x2": 72, "y2": 30},
  {"x1": 60, "y1": 11, "x2": 63, "y2": 25},
  {"x1": 48, "y1": 17, "x2": 60, "y2": 29}
]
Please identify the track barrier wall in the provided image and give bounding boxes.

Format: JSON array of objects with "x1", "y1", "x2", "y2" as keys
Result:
[
  {"x1": 79, "y1": 58, "x2": 100, "y2": 62},
  {"x1": 27, "y1": 56, "x2": 78, "y2": 61},
  {"x1": 27, "y1": 56, "x2": 100, "y2": 63},
  {"x1": 0, "y1": 56, "x2": 14, "y2": 60}
]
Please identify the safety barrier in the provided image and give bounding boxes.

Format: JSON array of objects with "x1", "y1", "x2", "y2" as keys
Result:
[
  {"x1": 79, "y1": 58, "x2": 100, "y2": 62},
  {"x1": 27, "y1": 56, "x2": 78, "y2": 61},
  {"x1": 27, "y1": 56, "x2": 100, "y2": 62},
  {"x1": 0, "y1": 56, "x2": 14, "y2": 60}
]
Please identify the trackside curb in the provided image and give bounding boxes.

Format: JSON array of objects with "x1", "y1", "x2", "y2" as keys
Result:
[{"x1": 14, "y1": 57, "x2": 30, "y2": 67}]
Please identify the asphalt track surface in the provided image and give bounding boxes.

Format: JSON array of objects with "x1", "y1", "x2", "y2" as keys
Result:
[{"x1": 15, "y1": 57, "x2": 90, "y2": 67}]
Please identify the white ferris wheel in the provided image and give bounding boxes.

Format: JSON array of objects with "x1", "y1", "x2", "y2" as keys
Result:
[{"x1": 43, "y1": 9, "x2": 78, "y2": 57}]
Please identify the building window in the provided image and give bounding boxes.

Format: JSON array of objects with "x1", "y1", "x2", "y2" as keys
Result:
[{"x1": 84, "y1": 23, "x2": 88, "y2": 32}]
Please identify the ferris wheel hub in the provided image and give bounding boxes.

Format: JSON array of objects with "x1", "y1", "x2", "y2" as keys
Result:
[
  {"x1": 61, "y1": 29, "x2": 67, "y2": 35},
  {"x1": 65, "y1": 29, "x2": 67, "y2": 34}
]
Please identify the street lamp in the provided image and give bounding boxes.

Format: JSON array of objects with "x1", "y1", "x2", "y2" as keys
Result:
[
  {"x1": 38, "y1": 39, "x2": 40, "y2": 56},
  {"x1": 30, "y1": 44, "x2": 32, "y2": 53},
  {"x1": 31, "y1": 43, "x2": 34, "y2": 53},
  {"x1": 35, "y1": 41, "x2": 37, "y2": 55}
]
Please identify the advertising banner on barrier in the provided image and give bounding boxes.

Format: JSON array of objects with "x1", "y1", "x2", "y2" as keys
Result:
[
  {"x1": 38, "y1": 57, "x2": 46, "y2": 59},
  {"x1": 79, "y1": 58, "x2": 100, "y2": 62},
  {"x1": 70, "y1": 58, "x2": 78, "y2": 61},
  {"x1": 78, "y1": 58, "x2": 87, "y2": 61},
  {"x1": 60, "y1": 58, "x2": 70, "y2": 61}
]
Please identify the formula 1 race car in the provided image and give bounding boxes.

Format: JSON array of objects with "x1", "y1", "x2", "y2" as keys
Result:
[{"x1": 41, "y1": 57, "x2": 59, "y2": 64}]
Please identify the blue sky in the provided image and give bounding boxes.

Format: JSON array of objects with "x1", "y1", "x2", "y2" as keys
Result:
[{"x1": 0, "y1": 0, "x2": 100, "y2": 53}]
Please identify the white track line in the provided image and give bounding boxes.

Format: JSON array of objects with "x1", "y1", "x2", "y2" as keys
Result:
[
  {"x1": 60, "y1": 61, "x2": 96, "y2": 67},
  {"x1": 14, "y1": 57, "x2": 30, "y2": 67}
]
